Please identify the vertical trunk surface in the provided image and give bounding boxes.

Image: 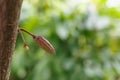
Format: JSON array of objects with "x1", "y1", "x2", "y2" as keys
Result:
[{"x1": 0, "y1": 0, "x2": 23, "y2": 80}]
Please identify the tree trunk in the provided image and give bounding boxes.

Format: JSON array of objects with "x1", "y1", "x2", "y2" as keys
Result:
[{"x1": 0, "y1": 0, "x2": 23, "y2": 80}]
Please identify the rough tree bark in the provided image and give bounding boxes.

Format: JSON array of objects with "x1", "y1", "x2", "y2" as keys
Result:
[{"x1": 0, "y1": 0, "x2": 23, "y2": 80}]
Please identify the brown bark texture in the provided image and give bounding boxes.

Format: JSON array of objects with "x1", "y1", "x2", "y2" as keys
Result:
[{"x1": 0, "y1": 0, "x2": 23, "y2": 80}]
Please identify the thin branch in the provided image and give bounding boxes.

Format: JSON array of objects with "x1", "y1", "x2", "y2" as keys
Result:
[
  {"x1": 19, "y1": 29, "x2": 26, "y2": 44},
  {"x1": 19, "y1": 28, "x2": 36, "y2": 38}
]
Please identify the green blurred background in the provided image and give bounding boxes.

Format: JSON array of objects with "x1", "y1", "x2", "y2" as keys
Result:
[{"x1": 10, "y1": 0, "x2": 120, "y2": 80}]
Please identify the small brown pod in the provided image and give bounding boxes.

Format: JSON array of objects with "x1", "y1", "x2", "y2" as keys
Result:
[
  {"x1": 33, "y1": 36, "x2": 55, "y2": 55},
  {"x1": 24, "y1": 43, "x2": 30, "y2": 51}
]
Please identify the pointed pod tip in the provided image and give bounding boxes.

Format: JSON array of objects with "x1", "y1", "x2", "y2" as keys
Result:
[{"x1": 50, "y1": 48, "x2": 56, "y2": 55}]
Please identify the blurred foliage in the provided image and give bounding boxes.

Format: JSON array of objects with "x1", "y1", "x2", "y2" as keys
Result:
[{"x1": 11, "y1": 0, "x2": 120, "y2": 80}]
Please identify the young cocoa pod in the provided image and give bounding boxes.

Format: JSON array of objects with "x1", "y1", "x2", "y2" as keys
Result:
[{"x1": 33, "y1": 36, "x2": 55, "y2": 55}]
